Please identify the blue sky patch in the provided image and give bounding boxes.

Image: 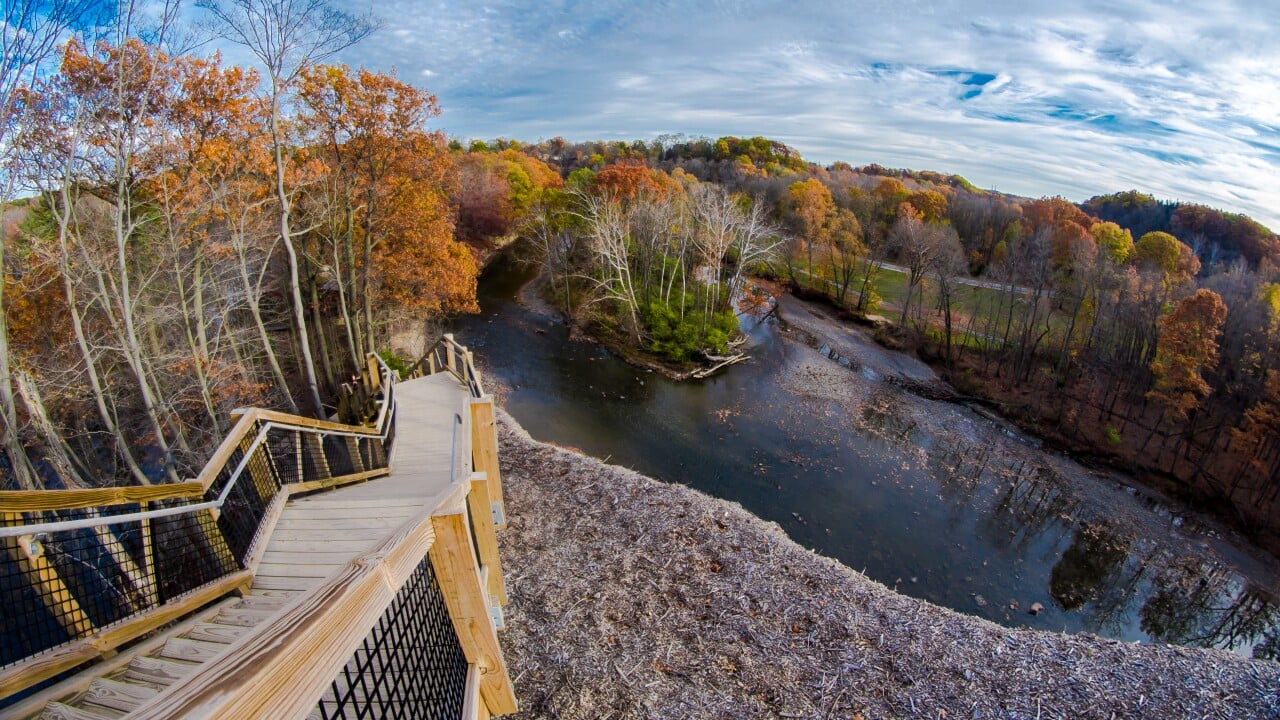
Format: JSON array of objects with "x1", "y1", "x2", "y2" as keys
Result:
[{"x1": 276, "y1": 0, "x2": 1280, "y2": 229}]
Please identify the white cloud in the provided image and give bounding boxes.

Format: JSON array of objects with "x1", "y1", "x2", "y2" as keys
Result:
[{"x1": 296, "y1": 0, "x2": 1280, "y2": 228}]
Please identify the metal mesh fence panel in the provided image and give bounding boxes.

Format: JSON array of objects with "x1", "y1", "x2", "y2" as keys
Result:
[{"x1": 316, "y1": 555, "x2": 469, "y2": 720}]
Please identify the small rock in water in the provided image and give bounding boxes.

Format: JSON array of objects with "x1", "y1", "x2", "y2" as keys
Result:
[
  {"x1": 1029, "y1": 602, "x2": 1044, "y2": 615},
  {"x1": 973, "y1": 594, "x2": 988, "y2": 607}
]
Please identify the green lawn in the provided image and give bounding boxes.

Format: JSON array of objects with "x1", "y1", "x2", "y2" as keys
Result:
[{"x1": 785, "y1": 261, "x2": 1075, "y2": 345}]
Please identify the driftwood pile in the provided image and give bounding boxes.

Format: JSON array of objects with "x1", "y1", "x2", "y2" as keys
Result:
[{"x1": 494, "y1": 411, "x2": 1280, "y2": 719}]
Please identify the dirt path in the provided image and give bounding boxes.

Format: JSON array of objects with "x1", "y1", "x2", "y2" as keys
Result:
[{"x1": 495, "y1": 410, "x2": 1280, "y2": 720}]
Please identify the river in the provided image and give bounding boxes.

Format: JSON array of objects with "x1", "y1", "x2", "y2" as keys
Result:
[{"x1": 450, "y1": 251, "x2": 1280, "y2": 658}]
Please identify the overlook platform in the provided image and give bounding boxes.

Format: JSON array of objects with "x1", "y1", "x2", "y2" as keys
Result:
[{"x1": 0, "y1": 340, "x2": 515, "y2": 719}]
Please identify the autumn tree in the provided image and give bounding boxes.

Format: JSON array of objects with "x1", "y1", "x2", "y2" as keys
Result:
[
  {"x1": 825, "y1": 208, "x2": 864, "y2": 306},
  {"x1": 906, "y1": 189, "x2": 947, "y2": 223},
  {"x1": 928, "y1": 226, "x2": 967, "y2": 366},
  {"x1": 201, "y1": 0, "x2": 377, "y2": 415},
  {"x1": 297, "y1": 63, "x2": 468, "y2": 370},
  {"x1": 591, "y1": 161, "x2": 660, "y2": 202},
  {"x1": 783, "y1": 178, "x2": 834, "y2": 283},
  {"x1": 1, "y1": 0, "x2": 108, "y2": 487},
  {"x1": 888, "y1": 203, "x2": 946, "y2": 325},
  {"x1": 1145, "y1": 288, "x2": 1228, "y2": 453}
]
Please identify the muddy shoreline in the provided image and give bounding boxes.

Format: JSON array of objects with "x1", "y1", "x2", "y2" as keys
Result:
[{"x1": 495, "y1": 410, "x2": 1280, "y2": 719}]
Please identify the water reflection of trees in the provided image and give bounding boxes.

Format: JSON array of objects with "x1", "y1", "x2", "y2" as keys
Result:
[
  {"x1": 925, "y1": 433, "x2": 1280, "y2": 655},
  {"x1": 858, "y1": 393, "x2": 919, "y2": 449},
  {"x1": 982, "y1": 461, "x2": 1080, "y2": 554},
  {"x1": 1140, "y1": 558, "x2": 1280, "y2": 657},
  {"x1": 1047, "y1": 523, "x2": 1144, "y2": 636},
  {"x1": 929, "y1": 437, "x2": 990, "y2": 499}
]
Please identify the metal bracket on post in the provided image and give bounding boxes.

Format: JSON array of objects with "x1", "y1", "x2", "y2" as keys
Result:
[
  {"x1": 489, "y1": 601, "x2": 505, "y2": 630},
  {"x1": 491, "y1": 501, "x2": 505, "y2": 528}
]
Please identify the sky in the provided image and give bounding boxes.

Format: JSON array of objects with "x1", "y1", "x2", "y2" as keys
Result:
[{"x1": 225, "y1": 0, "x2": 1280, "y2": 228}]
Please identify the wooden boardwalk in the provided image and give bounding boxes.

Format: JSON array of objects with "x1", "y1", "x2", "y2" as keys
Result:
[
  {"x1": 9, "y1": 372, "x2": 475, "y2": 720},
  {"x1": 253, "y1": 372, "x2": 471, "y2": 593}
]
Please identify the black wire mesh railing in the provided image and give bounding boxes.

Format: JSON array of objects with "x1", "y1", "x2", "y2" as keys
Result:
[
  {"x1": 0, "y1": 356, "x2": 400, "y2": 683},
  {"x1": 0, "y1": 498, "x2": 233, "y2": 668},
  {"x1": 315, "y1": 555, "x2": 469, "y2": 720}
]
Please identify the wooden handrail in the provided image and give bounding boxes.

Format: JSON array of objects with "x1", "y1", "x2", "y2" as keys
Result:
[
  {"x1": 0, "y1": 482, "x2": 205, "y2": 513},
  {"x1": 0, "y1": 353, "x2": 396, "y2": 515},
  {"x1": 130, "y1": 504, "x2": 442, "y2": 719},
  {"x1": 419, "y1": 333, "x2": 486, "y2": 398},
  {"x1": 0, "y1": 352, "x2": 400, "y2": 691}
]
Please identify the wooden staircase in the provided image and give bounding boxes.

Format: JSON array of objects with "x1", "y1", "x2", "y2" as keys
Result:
[
  {"x1": 1, "y1": 338, "x2": 514, "y2": 719},
  {"x1": 14, "y1": 590, "x2": 301, "y2": 720}
]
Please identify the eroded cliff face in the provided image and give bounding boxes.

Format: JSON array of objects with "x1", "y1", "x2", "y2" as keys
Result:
[{"x1": 492, "y1": 410, "x2": 1280, "y2": 720}]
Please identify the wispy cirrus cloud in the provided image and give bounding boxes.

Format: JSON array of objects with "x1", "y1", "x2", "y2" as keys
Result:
[{"x1": 300, "y1": 0, "x2": 1280, "y2": 227}]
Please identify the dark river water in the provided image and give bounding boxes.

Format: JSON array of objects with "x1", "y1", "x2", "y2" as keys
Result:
[{"x1": 452, "y1": 252, "x2": 1280, "y2": 659}]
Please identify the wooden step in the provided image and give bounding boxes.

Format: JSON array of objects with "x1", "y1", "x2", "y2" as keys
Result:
[
  {"x1": 39, "y1": 702, "x2": 119, "y2": 720},
  {"x1": 184, "y1": 622, "x2": 251, "y2": 644},
  {"x1": 249, "y1": 575, "x2": 321, "y2": 592},
  {"x1": 233, "y1": 594, "x2": 294, "y2": 611},
  {"x1": 6, "y1": 597, "x2": 244, "y2": 720},
  {"x1": 254, "y1": 563, "x2": 334, "y2": 580},
  {"x1": 158, "y1": 637, "x2": 226, "y2": 663},
  {"x1": 120, "y1": 657, "x2": 197, "y2": 688},
  {"x1": 211, "y1": 607, "x2": 276, "y2": 627},
  {"x1": 263, "y1": 538, "x2": 373, "y2": 554},
  {"x1": 260, "y1": 550, "x2": 363, "y2": 566},
  {"x1": 245, "y1": 589, "x2": 302, "y2": 598},
  {"x1": 80, "y1": 678, "x2": 158, "y2": 712},
  {"x1": 273, "y1": 516, "x2": 404, "y2": 531},
  {"x1": 260, "y1": 527, "x2": 388, "y2": 542}
]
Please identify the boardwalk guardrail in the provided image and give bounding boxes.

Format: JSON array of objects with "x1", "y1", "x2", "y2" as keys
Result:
[{"x1": 129, "y1": 335, "x2": 515, "y2": 718}]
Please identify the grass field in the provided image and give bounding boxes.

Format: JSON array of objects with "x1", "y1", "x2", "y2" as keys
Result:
[{"x1": 785, "y1": 261, "x2": 1072, "y2": 349}]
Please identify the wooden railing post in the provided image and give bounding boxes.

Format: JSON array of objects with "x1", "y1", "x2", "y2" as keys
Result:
[
  {"x1": 467, "y1": 472, "x2": 507, "y2": 607},
  {"x1": 429, "y1": 509, "x2": 517, "y2": 716},
  {"x1": 141, "y1": 503, "x2": 157, "y2": 602},
  {"x1": 445, "y1": 334, "x2": 458, "y2": 374},
  {"x1": 470, "y1": 398, "x2": 506, "y2": 529},
  {"x1": 367, "y1": 354, "x2": 381, "y2": 393},
  {"x1": 1, "y1": 512, "x2": 95, "y2": 640}
]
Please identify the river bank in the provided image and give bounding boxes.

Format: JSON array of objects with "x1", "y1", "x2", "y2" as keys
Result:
[{"x1": 494, "y1": 409, "x2": 1280, "y2": 719}]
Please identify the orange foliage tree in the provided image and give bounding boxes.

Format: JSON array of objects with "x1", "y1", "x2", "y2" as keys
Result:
[
  {"x1": 297, "y1": 64, "x2": 477, "y2": 359},
  {"x1": 1145, "y1": 288, "x2": 1228, "y2": 454}
]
